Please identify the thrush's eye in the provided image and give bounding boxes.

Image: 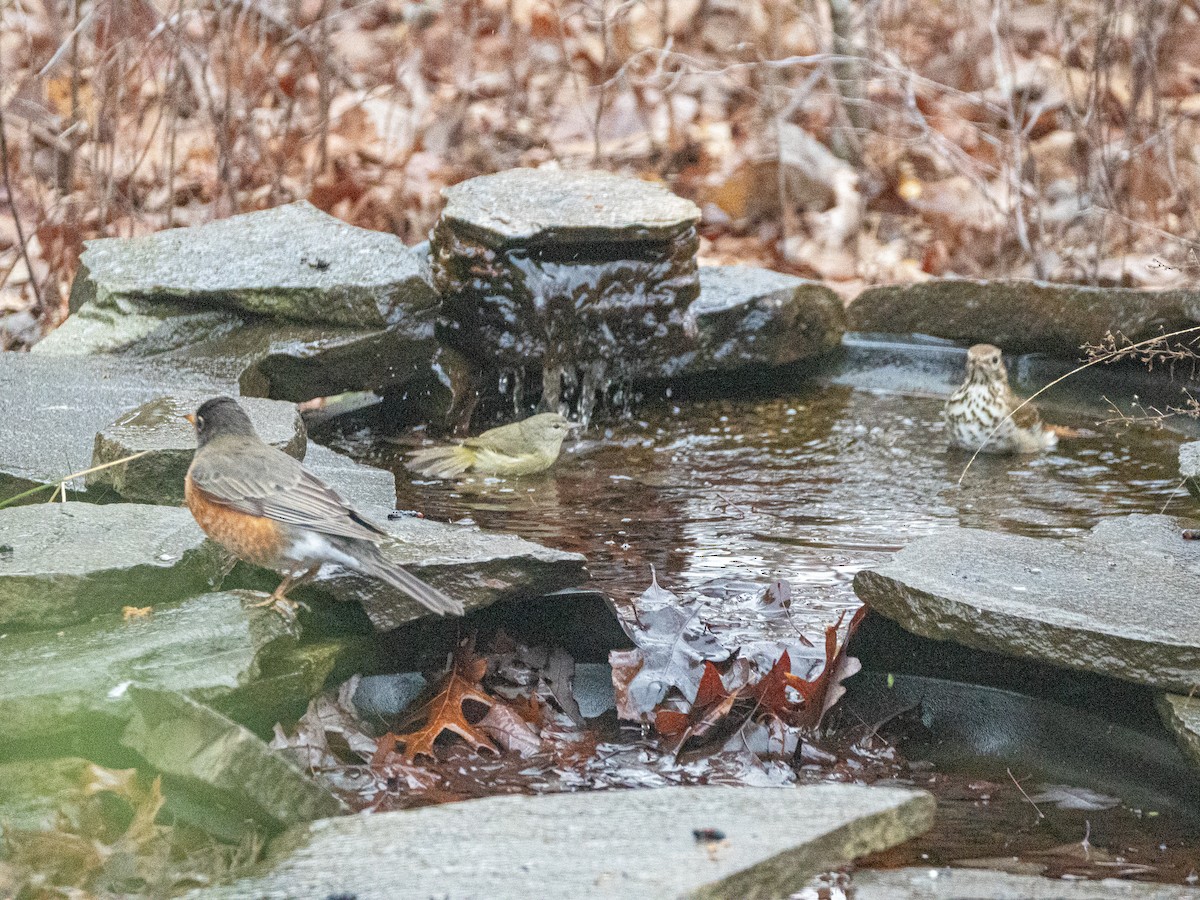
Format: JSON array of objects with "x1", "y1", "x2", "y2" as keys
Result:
[{"x1": 195, "y1": 415, "x2": 205, "y2": 429}]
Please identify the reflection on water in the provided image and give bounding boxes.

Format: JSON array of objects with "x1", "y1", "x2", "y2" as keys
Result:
[
  {"x1": 355, "y1": 384, "x2": 1185, "y2": 625},
  {"x1": 332, "y1": 380, "x2": 1199, "y2": 886}
]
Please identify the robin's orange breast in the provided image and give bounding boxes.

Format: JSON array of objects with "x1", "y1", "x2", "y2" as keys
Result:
[{"x1": 185, "y1": 474, "x2": 289, "y2": 569}]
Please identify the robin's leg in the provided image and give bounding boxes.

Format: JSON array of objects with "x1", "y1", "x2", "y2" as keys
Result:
[{"x1": 253, "y1": 564, "x2": 321, "y2": 619}]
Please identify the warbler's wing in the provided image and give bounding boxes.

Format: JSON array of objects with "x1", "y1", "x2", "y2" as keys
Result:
[
  {"x1": 189, "y1": 442, "x2": 384, "y2": 541},
  {"x1": 463, "y1": 419, "x2": 533, "y2": 455}
]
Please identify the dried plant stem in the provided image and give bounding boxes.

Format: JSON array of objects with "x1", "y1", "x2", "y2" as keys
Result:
[{"x1": 0, "y1": 450, "x2": 155, "y2": 510}]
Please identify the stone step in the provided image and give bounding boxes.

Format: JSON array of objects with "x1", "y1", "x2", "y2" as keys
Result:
[{"x1": 188, "y1": 783, "x2": 934, "y2": 900}]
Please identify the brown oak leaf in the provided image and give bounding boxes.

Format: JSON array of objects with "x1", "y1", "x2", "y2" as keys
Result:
[{"x1": 373, "y1": 641, "x2": 500, "y2": 764}]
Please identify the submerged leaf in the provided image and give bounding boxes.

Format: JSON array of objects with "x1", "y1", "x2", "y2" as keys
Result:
[
  {"x1": 374, "y1": 639, "x2": 500, "y2": 764},
  {"x1": 613, "y1": 572, "x2": 732, "y2": 720}
]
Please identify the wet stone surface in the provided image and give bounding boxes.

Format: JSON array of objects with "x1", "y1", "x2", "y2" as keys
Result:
[
  {"x1": 1181, "y1": 441, "x2": 1200, "y2": 500},
  {"x1": 233, "y1": 444, "x2": 590, "y2": 631},
  {"x1": 0, "y1": 592, "x2": 298, "y2": 747},
  {"x1": 121, "y1": 686, "x2": 345, "y2": 831},
  {"x1": 668, "y1": 265, "x2": 846, "y2": 377},
  {"x1": 0, "y1": 353, "x2": 225, "y2": 501},
  {"x1": 853, "y1": 514, "x2": 1200, "y2": 693},
  {"x1": 190, "y1": 784, "x2": 934, "y2": 900},
  {"x1": 0, "y1": 503, "x2": 226, "y2": 628},
  {"x1": 90, "y1": 396, "x2": 306, "y2": 505},
  {"x1": 68, "y1": 201, "x2": 438, "y2": 327},
  {"x1": 437, "y1": 168, "x2": 701, "y2": 246},
  {"x1": 432, "y1": 169, "x2": 701, "y2": 414},
  {"x1": 1158, "y1": 693, "x2": 1200, "y2": 772},
  {"x1": 847, "y1": 279, "x2": 1200, "y2": 354},
  {"x1": 36, "y1": 294, "x2": 441, "y2": 404}
]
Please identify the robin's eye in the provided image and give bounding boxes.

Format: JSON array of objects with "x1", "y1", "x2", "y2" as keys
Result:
[{"x1": 195, "y1": 415, "x2": 205, "y2": 429}]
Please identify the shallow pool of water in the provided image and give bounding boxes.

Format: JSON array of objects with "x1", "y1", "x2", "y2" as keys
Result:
[
  {"x1": 325, "y1": 358, "x2": 1200, "y2": 886},
  {"x1": 347, "y1": 378, "x2": 1189, "y2": 635}
]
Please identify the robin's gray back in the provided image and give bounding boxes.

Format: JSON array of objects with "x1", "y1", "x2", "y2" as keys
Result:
[{"x1": 189, "y1": 436, "x2": 384, "y2": 542}]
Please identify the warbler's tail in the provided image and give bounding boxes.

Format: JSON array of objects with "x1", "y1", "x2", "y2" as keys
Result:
[
  {"x1": 353, "y1": 543, "x2": 463, "y2": 616},
  {"x1": 407, "y1": 444, "x2": 475, "y2": 479}
]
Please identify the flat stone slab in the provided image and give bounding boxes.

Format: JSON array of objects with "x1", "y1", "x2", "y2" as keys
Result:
[
  {"x1": 847, "y1": 279, "x2": 1200, "y2": 355},
  {"x1": 0, "y1": 591, "x2": 297, "y2": 746},
  {"x1": 35, "y1": 294, "x2": 440, "y2": 404},
  {"x1": 0, "y1": 353, "x2": 225, "y2": 501},
  {"x1": 121, "y1": 686, "x2": 345, "y2": 830},
  {"x1": 847, "y1": 867, "x2": 1200, "y2": 898},
  {"x1": 190, "y1": 784, "x2": 934, "y2": 900},
  {"x1": 1158, "y1": 693, "x2": 1200, "y2": 771},
  {"x1": 853, "y1": 514, "x2": 1200, "y2": 693},
  {"x1": 249, "y1": 446, "x2": 589, "y2": 631},
  {"x1": 90, "y1": 395, "x2": 306, "y2": 504},
  {"x1": 0, "y1": 502, "x2": 226, "y2": 628},
  {"x1": 69, "y1": 201, "x2": 437, "y2": 327},
  {"x1": 661, "y1": 266, "x2": 845, "y2": 378},
  {"x1": 439, "y1": 168, "x2": 700, "y2": 246}
]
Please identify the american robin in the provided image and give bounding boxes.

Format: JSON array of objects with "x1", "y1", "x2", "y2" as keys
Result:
[
  {"x1": 185, "y1": 396, "x2": 463, "y2": 618},
  {"x1": 944, "y1": 344, "x2": 1058, "y2": 454},
  {"x1": 407, "y1": 413, "x2": 579, "y2": 479}
]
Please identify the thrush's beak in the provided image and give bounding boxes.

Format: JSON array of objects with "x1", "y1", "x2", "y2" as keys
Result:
[
  {"x1": 184, "y1": 413, "x2": 196, "y2": 425},
  {"x1": 567, "y1": 421, "x2": 584, "y2": 432}
]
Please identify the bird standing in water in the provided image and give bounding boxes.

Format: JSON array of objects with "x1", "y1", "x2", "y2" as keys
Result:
[
  {"x1": 944, "y1": 344, "x2": 1058, "y2": 454},
  {"x1": 407, "y1": 412, "x2": 579, "y2": 479},
  {"x1": 185, "y1": 396, "x2": 463, "y2": 618}
]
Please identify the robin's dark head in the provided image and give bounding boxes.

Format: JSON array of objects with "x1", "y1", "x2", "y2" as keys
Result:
[{"x1": 188, "y1": 396, "x2": 259, "y2": 448}]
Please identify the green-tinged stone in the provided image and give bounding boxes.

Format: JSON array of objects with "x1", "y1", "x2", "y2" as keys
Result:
[
  {"x1": 0, "y1": 503, "x2": 226, "y2": 628},
  {"x1": 36, "y1": 295, "x2": 439, "y2": 404},
  {"x1": 120, "y1": 686, "x2": 345, "y2": 830},
  {"x1": 1158, "y1": 692, "x2": 1200, "y2": 772},
  {"x1": 0, "y1": 353, "x2": 226, "y2": 502},
  {"x1": 0, "y1": 758, "x2": 94, "y2": 832},
  {"x1": 0, "y1": 591, "x2": 297, "y2": 747},
  {"x1": 1180, "y1": 442, "x2": 1200, "y2": 501}
]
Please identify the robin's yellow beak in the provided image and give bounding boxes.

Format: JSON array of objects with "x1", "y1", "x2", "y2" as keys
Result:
[{"x1": 184, "y1": 413, "x2": 196, "y2": 425}]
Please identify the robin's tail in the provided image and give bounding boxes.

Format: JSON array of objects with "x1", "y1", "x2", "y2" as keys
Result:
[
  {"x1": 407, "y1": 444, "x2": 476, "y2": 479},
  {"x1": 353, "y1": 543, "x2": 464, "y2": 616}
]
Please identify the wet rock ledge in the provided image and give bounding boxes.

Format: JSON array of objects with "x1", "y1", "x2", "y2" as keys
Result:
[
  {"x1": 35, "y1": 202, "x2": 443, "y2": 404},
  {"x1": 853, "y1": 514, "x2": 1200, "y2": 693},
  {"x1": 848, "y1": 278, "x2": 1200, "y2": 355}
]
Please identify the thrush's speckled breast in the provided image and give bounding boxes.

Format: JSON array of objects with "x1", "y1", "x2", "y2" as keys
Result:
[{"x1": 944, "y1": 344, "x2": 1057, "y2": 454}]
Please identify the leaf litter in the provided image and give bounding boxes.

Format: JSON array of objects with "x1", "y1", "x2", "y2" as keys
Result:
[{"x1": 269, "y1": 572, "x2": 869, "y2": 813}]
